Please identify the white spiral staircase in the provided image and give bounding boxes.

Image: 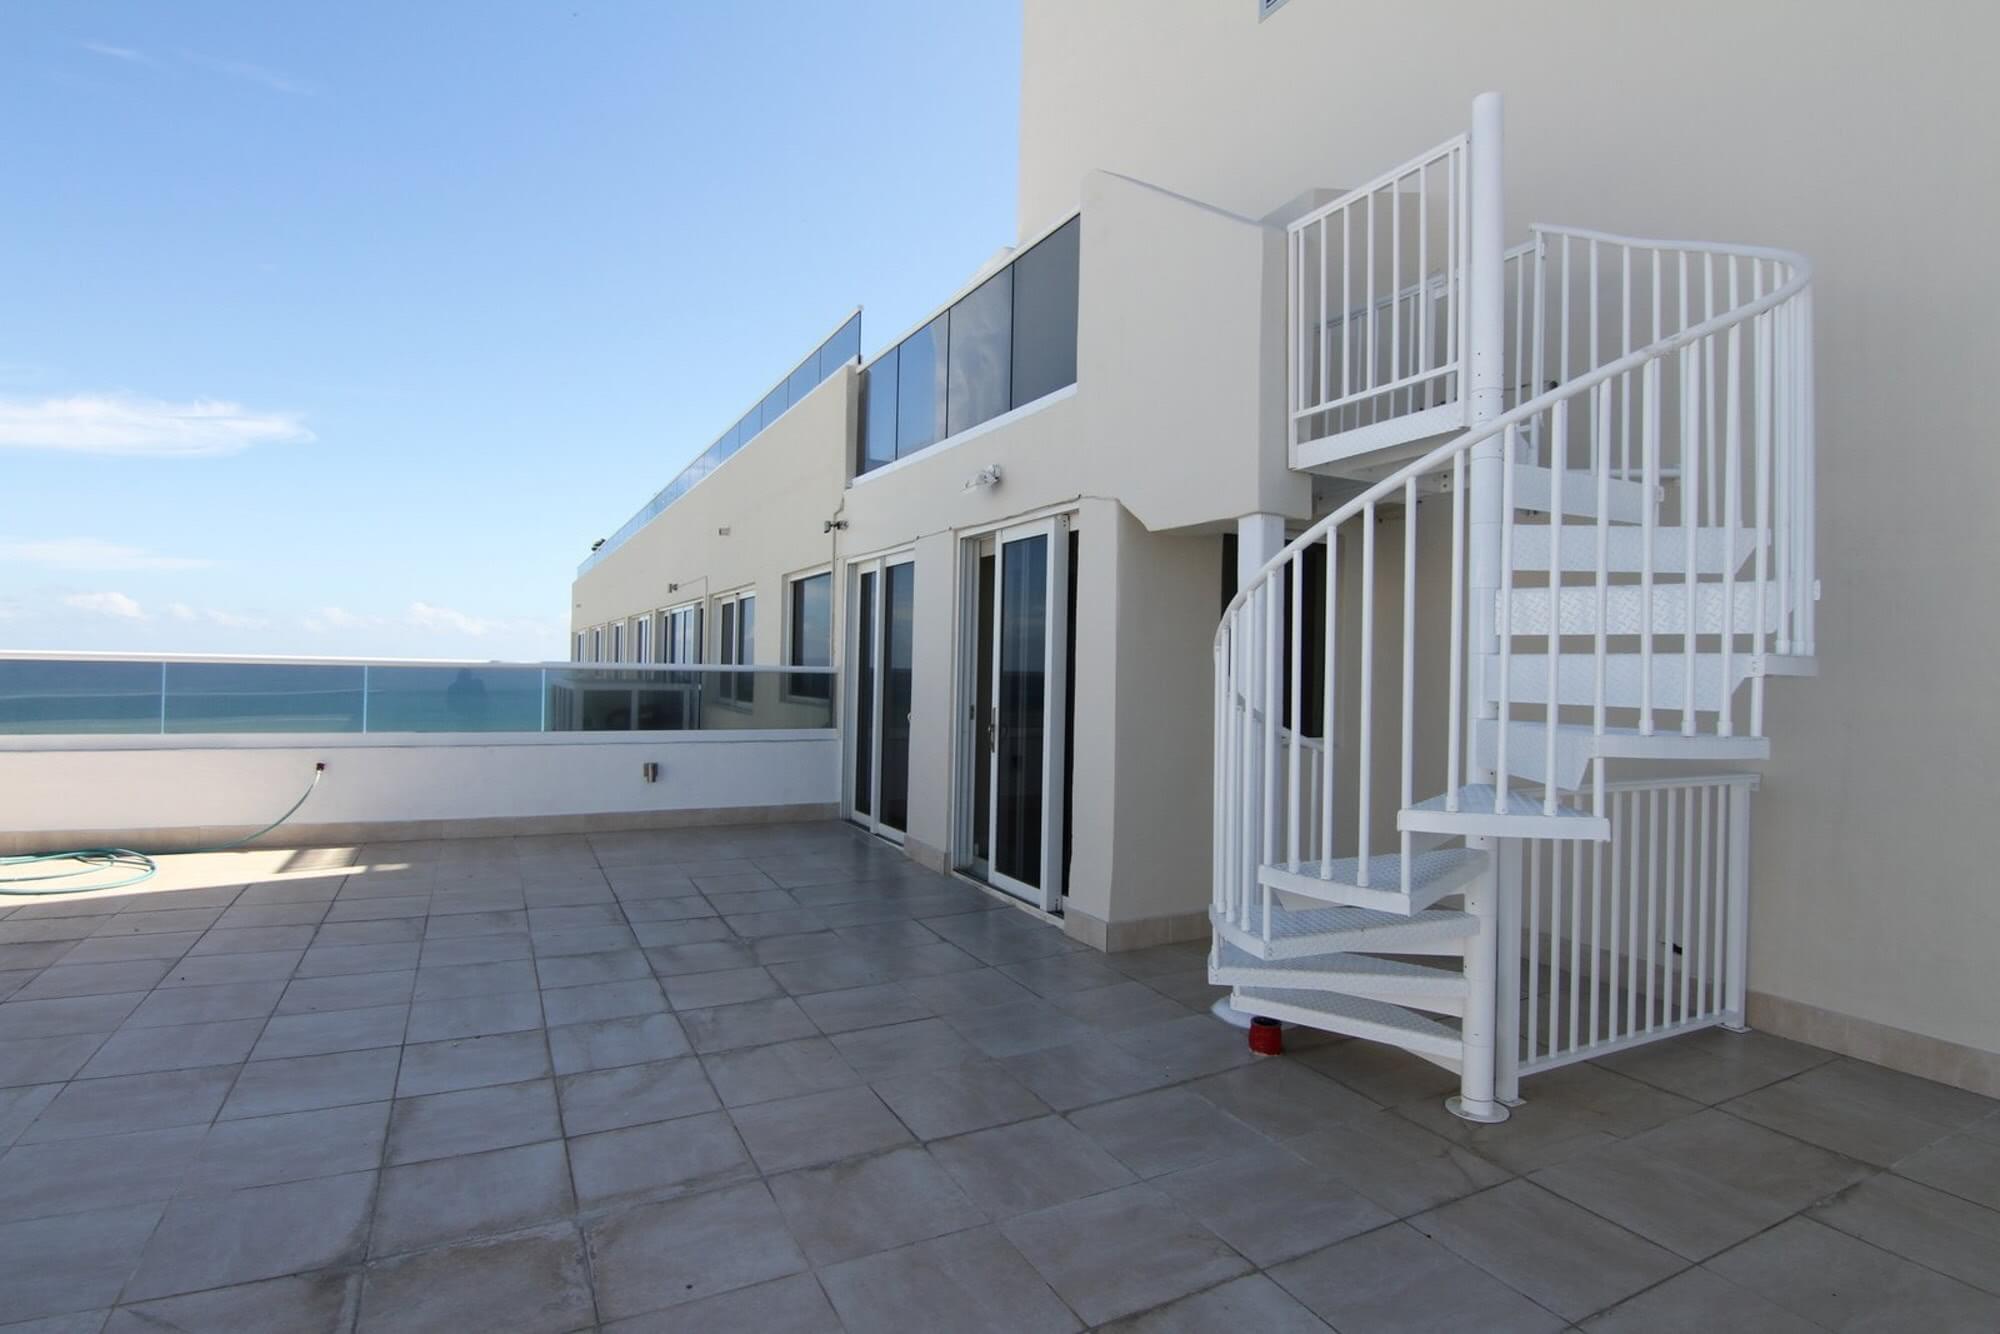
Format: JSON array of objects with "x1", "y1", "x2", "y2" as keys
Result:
[{"x1": 1212, "y1": 93, "x2": 1816, "y2": 1121}]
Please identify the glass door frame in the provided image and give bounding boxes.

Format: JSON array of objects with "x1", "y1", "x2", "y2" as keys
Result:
[
  {"x1": 844, "y1": 550, "x2": 915, "y2": 844},
  {"x1": 954, "y1": 514, "x2": 1070, "y2": 912}
]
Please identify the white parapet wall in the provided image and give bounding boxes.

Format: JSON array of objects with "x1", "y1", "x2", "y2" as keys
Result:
[{"x1": 0, "y1": 730, "x2": 841, "y2": 852}]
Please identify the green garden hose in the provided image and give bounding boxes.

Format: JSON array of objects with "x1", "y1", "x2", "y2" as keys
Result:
[{"x1": 0, "y1": 763, "x2": 325, "y2": 895}]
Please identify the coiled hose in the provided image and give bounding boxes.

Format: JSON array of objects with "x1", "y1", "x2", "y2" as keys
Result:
[{"x1": 0, "y1": 764, "x2": 324, "y2": 894}]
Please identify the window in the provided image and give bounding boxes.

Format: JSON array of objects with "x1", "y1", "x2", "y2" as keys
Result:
[
  {"x1": 1012, "y1": 216, "x2": 1081, "y2": 405},
  {"x1": 896, "y1": 314, "x2": 949, "y2": 457},
  {"x1": 610, "y1": 622, "x2": 624, "y2": 664},
  {"x1": 947, "y1": 268, "x2": 1013, "y2": 437},
  {"x1": 591, "y1": 628, "x2": 603, "y2": 663},
  {"x1": 860, "y1": 348, "x2": 899, "y2": 474},
  {"x1": 716, "y1": 591, "x2": 756, "y2": 705},
  {"x1": 663, "y1": 603, "x2": 703, "y2": 665},
  {"x1": 574, "y1": 632, "x2": 585, "y2": 663},
  {"x1": 857, "y1": 215, "x2": 1080, "y2": 476},
  {"x1": 787, "y1": 571, "x2": 832, "y2": 701},
  {"x1": 633, "y1": 616, "x2": 651, "y2": 665}
]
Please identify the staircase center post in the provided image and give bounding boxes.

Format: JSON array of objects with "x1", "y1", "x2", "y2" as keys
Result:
[{"x1": 1466, "y1": 91, "x2": 1507, "y2": 747}]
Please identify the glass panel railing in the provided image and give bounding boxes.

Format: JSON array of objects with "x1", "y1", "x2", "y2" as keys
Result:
[
  {"x1": 0, "y1": 659, "x2": 163, "y2": 734},
  {"x1": 579, "y1": 310, "x2": 863, "y2": 577},
  {"x1": 543, "y1": 667, "x2": 833, "y2": 732},
  {"x1": 165, "y1": 663, "x2": 366, "y2": 733},
  {"x1": 365, "y1": 666, "x2": 546, "y2": 732},
  {"x1": 0, "y1": 659, "x2": 834, "y2": 736}
]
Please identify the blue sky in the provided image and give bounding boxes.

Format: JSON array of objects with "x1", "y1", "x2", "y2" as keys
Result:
[{"x1": 0, "y1": 2, "x2": 1020, "y2": 660}]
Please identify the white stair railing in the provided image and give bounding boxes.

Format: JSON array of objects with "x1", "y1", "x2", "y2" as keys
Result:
[
  {"x1": 1220, "y1": 237, "x2": 1811, "y2": 930},
  {"x1": 1288, "y1": 134, "x2": 1469, "y2": 456},
  {"x1": 1497, "y1": 773, "x2": 1755, "y2": 1099},
  {"x1": 1220, "y1": 94, "x2": 1813, "y2": 1115}
]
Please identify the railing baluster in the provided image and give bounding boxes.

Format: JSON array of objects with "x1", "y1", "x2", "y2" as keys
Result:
[
  {"x1": 1496, "y1": 424, "x2": 1517, "y2": 812},
  {"x1": 1548, "y1": 838, "x2": 1564, "y2": 1058},
  {"x1": 1322, "y1": 534, "x2": 1337, "y2": 873},
  {"x1": 1589, "y1": 827, "x2": 1604, "y2": 1046},
  {"x1": 1641, "y1": 358, "x2": 1659, "y2": 736},
  {"x1": 1527, "y1": 839, "x2": 1542, "y2": 1063},
  {"x1": 1546, "y1": 401, "x2": 1564, "y2": 816},
  {"x1": 1288, "y1": 554, "x2": 1303, "y2": 872},
  {"x1": 1447, "y1": 452, "x2": 1465, "y2": 811},
  {"x1": 1645, "y1": 786, "x2": 1660, "y2": 1031},
  {"x1": 1357, "y1": 507, "x2": 1376, "y2": 884},
  {"x1": 1401, "y1": 478, "x2": 1418, "y2": 897},
  {"x1": 1569, "y1": 840, "x2": 1583, "y2": 1051}
]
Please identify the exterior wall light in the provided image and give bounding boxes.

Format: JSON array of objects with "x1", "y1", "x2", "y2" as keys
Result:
[{"x1": 964, "y1": 464, "x2": 1003, "y2": 492}]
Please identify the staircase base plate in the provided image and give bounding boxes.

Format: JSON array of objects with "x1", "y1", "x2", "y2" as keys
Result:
[{"x1": 1446, "y1": 1094, "x2": 1511, "y2": 1125}]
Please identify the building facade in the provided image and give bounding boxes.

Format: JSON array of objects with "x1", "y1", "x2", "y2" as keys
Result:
[{"x1": 574, "y1": 0, "x2": 2000, "y2": 1097}]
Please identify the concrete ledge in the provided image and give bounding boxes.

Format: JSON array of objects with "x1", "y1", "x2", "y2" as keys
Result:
[
  {"x1": 1064, "y1": 904, "x2": 1210, "y2": 954},
  {"x1": 0, "y1": 803, "x2": 840, "y2": 855},
  {"x1": 1749, "y1": 989, "x2": 2000, "y2": 1099}
]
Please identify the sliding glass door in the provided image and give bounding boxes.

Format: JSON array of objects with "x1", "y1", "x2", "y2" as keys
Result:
[
  {"x1": 847, "y1": 554, "x2": 914, "y2": 841},
  {"x1": 960, "y1": 519, "x2": 1070, "y2": 910}
]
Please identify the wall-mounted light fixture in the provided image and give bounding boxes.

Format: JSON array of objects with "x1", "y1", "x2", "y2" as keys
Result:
[
  {"x1": 963, "y1": 464, "x2": 1003, "y2": 492},
  {"x1": 822, "y1": 518, "x2": 849, "y2": 533},
  {"x1": 717, "y1": 526, "x2": 731, "y2": 537}
]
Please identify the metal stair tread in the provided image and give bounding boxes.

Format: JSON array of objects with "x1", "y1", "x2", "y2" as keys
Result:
[
  {"x1": 1231, "y1": 986, "x2": 1462, "y2": 1044},
  {"x1": 1259, "y1": 847, "x2": 1483, "y2": 893},
  {"x1": 1216, "y1": 901, "x2": 1476, "y2": 941},
  {"x1": 1406, "y1": 783, "x2": 1598, "y2": 820},
  {"x1": 1215, "y1": 938, "x2": 1464, "y2": 987}
]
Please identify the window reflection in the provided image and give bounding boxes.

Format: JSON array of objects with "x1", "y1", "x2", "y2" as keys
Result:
[{"x1": 857, "y1": 215, "x2": 1079, "y2": 477}]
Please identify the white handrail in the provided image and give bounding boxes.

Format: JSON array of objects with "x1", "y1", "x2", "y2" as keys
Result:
[{"x1": 1230, "y1": 240, "x2": 1810, "y2": 626}]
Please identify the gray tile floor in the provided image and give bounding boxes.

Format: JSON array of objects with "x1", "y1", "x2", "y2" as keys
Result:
[{"x1": 1, "y1": 822, "x2": 1996, "y2": 1332}]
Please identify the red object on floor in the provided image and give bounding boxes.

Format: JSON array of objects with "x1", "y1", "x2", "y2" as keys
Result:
[{"x1": 1248, "y1": 1016, "x2": 1284, "y2": 1055}]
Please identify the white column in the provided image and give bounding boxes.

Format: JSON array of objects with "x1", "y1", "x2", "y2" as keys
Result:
[
  {"x1": 1237, "y1": 513, "x2": 1286, "y2": 590},
  {"x1": 1450, "y1": 835, "x2": 1513, "y2": 1123},
  {"x1": 1722, "y1": 781, "x2": 1753, "y2": 1031},
  {"x1": 1466, "y1": 91, "x2": 1507, "y2": 746}
]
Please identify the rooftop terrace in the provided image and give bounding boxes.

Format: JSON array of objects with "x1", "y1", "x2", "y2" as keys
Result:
[{"x1": 1, "y1": 822, "x2": 1995, "y2": 1331}]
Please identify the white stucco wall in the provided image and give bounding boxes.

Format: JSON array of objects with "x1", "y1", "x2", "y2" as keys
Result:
[
  {"x1": 1020, "y1": 0, "x2": 2000, "y2": 1058},
  {"x1": 0, "y1": 733, "x2": 839, "y2": 849}
]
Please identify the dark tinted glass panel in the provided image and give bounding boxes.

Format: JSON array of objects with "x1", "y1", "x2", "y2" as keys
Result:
[
  {"x1": 948, "y1": 268, "x2": 1013, "y2": 437},
  {"x1": 995, "y1": 535, "x2": 1048, "y2": 886},
  {"x1": 853, "y1": 572, "x2": 876, "y2": 818},
  {"x1": 760, "y1": 385, "x2": 788, "y2": 431},
  {"x1": 735, "y1": 597, "x2": 757, "y2": 705},
  {"x1": 895, "y1": 315, "x2": 948, "y2": 457},
  {"x1": 164, "y1": 663, "x2": 364, "y2": 734},
  {"x1": 788, "y1": 573, "x2": 832, "y2": 701},
  {"x1": 860, "y1": 349, "x2": 899, "y2": 473},
  {"x1": 1011, "y1": 216, "x2": 1081, "y2": 407},
  {"x1": 880, "y1": 561, "x2": 914, "y2": 832},
  {"x1": 819, "y1": 314, "x2": 862, "y2": 376},
  {"x1": 719, "y1": 603, "x2": 737, "y2": 665},
  {"x1": 0, "y1": 659, "x2": 161, "y2": 734}
]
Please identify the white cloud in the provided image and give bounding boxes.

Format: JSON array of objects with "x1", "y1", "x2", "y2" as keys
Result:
[
  {"x1": 166, "y1": 600, "x2": 268, "y2": 629},
  {"x1": 182, "y1": 51, "x2": 317, "y2": 96},
  {"x1": 300, "y1": 606, "x2": 381, "y2": 633},
  {"x1": 64, "y1": 591, "x2": 146, "y2": 620},
  {"x1": 0, "y1": 393, "x2": 313, "y2": 457},
  {"x1": 82, "y1": 41, "x2": 154, "y2": 65},
  {"x1": 406, "y1": 601, "x2": 501, "y2": 636},
  {"x1": 0, "y1": 536, "x2": 213, "y2": 572}
]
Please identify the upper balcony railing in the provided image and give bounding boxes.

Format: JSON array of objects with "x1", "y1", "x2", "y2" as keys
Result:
[
  {"x1": 578, "y1": 311, "x2": 863, "y2": 577},
  {"x1": 0, "y1": 654, "x2": 834, "y2": 737},
  {"x1": 857, "y1": 215, "x2": 1078, "y2": 477}
]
